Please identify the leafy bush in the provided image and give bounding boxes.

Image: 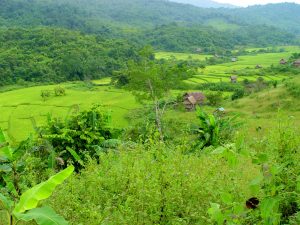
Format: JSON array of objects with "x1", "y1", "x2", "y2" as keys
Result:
[
  {"x1": 197, "y1": 82, "x2": 243, "y2": 92},
  {"x1": 208, "y1": 119, "x2": 300, "y2": 225},
  {"x1": 285, "y1": 79, "x2": 300, "y2": 97},
  {"x1": 54, "y1": 86, "x2": 66, "y2": 96},
  {"x1": 40, "y1": 90, "x2": 51, "y2": 101},
  {"x1": 194, "y1": 107, "x2": 240, "y2": 149},
  {"x1": 47, "y1": 143, "x2": 258, "y2": 224},
  {"x1": 38, "y1": 105, "x2": 119, "y2": 169},
  {"x1": 231, "y1": 88, "x2": 245, "y2": 100},
  {"x1": 206, "y1": 91, "x2": 223, "y2": 106}
]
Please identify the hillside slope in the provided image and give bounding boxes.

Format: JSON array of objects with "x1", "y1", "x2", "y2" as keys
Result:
[
  {"x1": 0, "y1": 0, "x2": 299, "y2": 33},
  {"x1": 170, "y1": 0, "x2": 236, "y2": 8}
]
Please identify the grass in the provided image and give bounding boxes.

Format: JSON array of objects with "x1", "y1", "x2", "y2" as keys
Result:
[
  {"x1": 92, "y1": 77, "x2": 112, "y2": 85},
  {"x1": 156, "y1": 46, "x2": 300, "y2": 85},
  {"x1": 0, "y1": 81, "x2": 140, "y2": 142},
  {"x1": 206, "y1": 19, "x2": 240, "y2": 31},
  {"x1": 155, "y1": 52, "x2": 211, "y2": 61},
  {"x1": 2, "y1": 47, "x2": 299, "y2": 142}
]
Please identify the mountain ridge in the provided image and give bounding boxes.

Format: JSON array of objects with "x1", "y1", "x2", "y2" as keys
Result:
[{"x1": 169, "y1": 0, "x2": 237, "y2": 8}]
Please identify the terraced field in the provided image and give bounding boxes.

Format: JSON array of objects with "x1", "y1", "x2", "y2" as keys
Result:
[
  {"x1": 155, "y1": 52, "x2": 211, "y2": 61},
  {"x1": 0, "y1": 82, "x2": 139, "y2": 142},
  {"x1": 157, "y1": 46, "x2": 300, "y2": 85},
  {"x1": 2, "y1": 46, "x2": 299, "y2": 143}
]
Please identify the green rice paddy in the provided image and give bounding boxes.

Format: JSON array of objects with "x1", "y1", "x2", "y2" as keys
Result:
[
  {"x1": 1, "y1": 46, "x2": 299, "y2": 142},
  {"x1": 0, "y1": 83, "x2": 139, "y2": 142},
  {"x1": 157, "y1": 47, "x2": 300, "y2": 85}
]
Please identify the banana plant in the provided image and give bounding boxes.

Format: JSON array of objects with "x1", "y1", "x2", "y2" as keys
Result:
[
  {"x1": 196, "y1": 107, "x2": 220, "y2": 148},
  {"x1": 1, "y1": 128, "x2": 74, "y2": 224},
  {"x1": 0, "y1": 165, "x2": 74, "y2": 225}
]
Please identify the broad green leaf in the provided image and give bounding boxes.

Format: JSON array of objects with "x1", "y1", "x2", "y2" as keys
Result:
[
  {"x1": 14, "y1": 166, "x2": 74, "y2": 213},
  {"x1": 66, "y1": 147, "x2": 84, "y2": 166},
  {"x1": 0, "y1": 128, "x2": 13, "y2": 160},
  {"x1": 297, "y1": 176, "x2": 300, "y2": 192},
  {"x1": 211, "y1": 146, "x2": 226, "y2": 155},
  {"x1": 0, "y1": 193, "x2": 13, "y2": 210},
  {"x1": 0, "y1": 164, "x2": 12, "y2": 173},
  {"x1": 207, "y1": 203, "x2": 224, "y2": 225},
  {"x1": 220, "y1": 192, "x2": 233, "y2": 205},
  {"x1": 16, "y1": 206, "x2": 68, "y2": 225},
  {"x1": 260, "y1": 198, "x2": 279, "y2": 222},
  {"x1": 3, "y1": 175, "x2": 18, "y2": 196}
]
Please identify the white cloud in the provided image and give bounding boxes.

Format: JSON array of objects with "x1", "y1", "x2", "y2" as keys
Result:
[{"x1": 215, "y1": 0, "x2": 300, "y2": 7}]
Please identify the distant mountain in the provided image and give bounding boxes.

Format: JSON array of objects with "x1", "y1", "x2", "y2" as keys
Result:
[
  {"x1": 169, "y1": 0, "x2": 236, "y2": 8},
  {"x1": 228, "y1": 3, "x2": 300, "y2": 34},
  {"x1": 1, "y1": 0, "x2": 299, "y2": 32},
  {"x1": 0, "y1": 0, "x2": 299, "y2": 51}
]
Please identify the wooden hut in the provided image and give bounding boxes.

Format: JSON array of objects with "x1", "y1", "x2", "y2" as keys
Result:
[
  {"x1": 183, "y1": 92, "x2": 206, "y2": 111},
  {"x1": 230, "y1": 75, "x2": 238, "y2": 83},
  {"x1": 231, "y1": 57, "x2": 237, "y2": 62},
  {"x1": 279, "y1": 59, "x2": 287, "y2": 65},
  {"x1": 293, "y1": 59, "x2": 300, "y2": 67}
]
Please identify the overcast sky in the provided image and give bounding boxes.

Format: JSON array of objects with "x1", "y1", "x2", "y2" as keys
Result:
[{"x1": 215, "y1": 0, "x2": 300, "y2": 7}]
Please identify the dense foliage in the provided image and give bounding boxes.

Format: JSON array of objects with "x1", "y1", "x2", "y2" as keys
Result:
[
  {"x1": 38, "y1": 106, "x2": 119, "y2": 170},
  {"x1": 0, "y1": 0, "x2": 298, "y2": 53},
  {"x1": 0, "y1": 28, "x2": 140, "y2": 85}
]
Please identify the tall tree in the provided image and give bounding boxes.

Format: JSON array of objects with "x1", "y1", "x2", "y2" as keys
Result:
[{"x1": 123, "y1": 47, "x2": 195, "y2": 140}]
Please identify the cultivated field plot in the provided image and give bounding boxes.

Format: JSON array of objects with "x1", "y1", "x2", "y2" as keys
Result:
[
  {"x1": 155, "y1": 52, "x2": 211, "y2": 61},
  {"x1": 156, "y1": 47, "x2": 300, "y2": 85},
  {"x1": 0, "y1": 82, "x2": 139, "y2": 142}
]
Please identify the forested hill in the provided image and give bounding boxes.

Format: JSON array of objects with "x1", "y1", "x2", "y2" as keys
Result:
[
  {"x1": 1, "y1": 0, "x2": 300, "y2": 34},
  {"x1": 226, "y1": 3, "x2": 300, "y2": 34},
  {"x1": 0, "y1": 28, "x2": 141, "y2": 86},
  {"x1": 169, "y1": 0, "x2": 236, "y2": 8}
]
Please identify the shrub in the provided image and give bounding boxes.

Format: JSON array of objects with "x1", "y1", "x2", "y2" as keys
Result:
[
  {"x1": 285, "y1": 80, "x2": 300, "y2": 97},
  {"x1": 54, "y1": 86, "x2": 66, "y2": 96},
  {"x1": 194, "y1": 107, "x2": 241, "y2": 149},
  {"x1": 40, "y1": 90, "x2": 51, "y2": 101},
  {"x1": 206, "y1": 91, "x2": 223, "y2": 106},
  {"x1": 38, "y1": 105, "x2": 119, "y2": 169},
  {"x1": 46, "y1": 143, "x2": 258, "y2": 225},
  {"x1": 231, "y1": 88, "x2": 245, "y2": 100}
]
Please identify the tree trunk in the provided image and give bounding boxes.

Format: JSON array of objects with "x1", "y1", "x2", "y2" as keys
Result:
[
  {"x1": 154, "y1": 99, "x2": 164, "y2": 141},
  {"x1": 147, "y1": 79, "x2": 164, "y2": 141}
]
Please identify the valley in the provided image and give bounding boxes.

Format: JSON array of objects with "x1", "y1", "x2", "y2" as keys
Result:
[{"x1": 0, "y1": 1, "x2": 299, "y2": 225}]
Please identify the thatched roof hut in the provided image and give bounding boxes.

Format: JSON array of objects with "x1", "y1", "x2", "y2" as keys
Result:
[
  {"x1": 230, "y1": 75, "x2": 238, "y2": 83},
  {"x1": 279, "y1": 59, "x2": 287, "y2": 65},
  {"x1": 293, "y1": 59, "x2": 300, "y2": 67},
  {"x1": 183, "y1": 92, "x2": 206, "y2": 111}
]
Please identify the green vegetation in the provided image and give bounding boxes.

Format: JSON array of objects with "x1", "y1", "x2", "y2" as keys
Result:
[
  {"x1": 0, "y1": 28, "x2": 140, "y2": 86},
  {"x1": 1, "y1": 1, "x2": 300, "y2": 224}
]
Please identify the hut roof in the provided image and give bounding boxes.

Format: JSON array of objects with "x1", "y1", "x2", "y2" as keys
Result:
[{"x1": 184, "y1": 92, "x2": 205, "y2": 103}]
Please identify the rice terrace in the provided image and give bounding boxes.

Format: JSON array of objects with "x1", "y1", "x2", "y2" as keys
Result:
[{"x1": 0, "y1": 0, "x2": 300, "y2": 225}]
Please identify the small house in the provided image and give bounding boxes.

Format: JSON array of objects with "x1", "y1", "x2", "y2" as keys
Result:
[
  {"x1": 279, "y1": 59, "x2": 287, "y2": 65},
  {"x1": 231, "y1": 57, "x2": 237, "y2": 62},
  {"x1": 293, "y1": 59, "x2": 300, "y2": 67},
  {"x1": 255, "y1": 64, "x2": 263, "y2": 69},
  {"x1": 230, "y1": 75, "x2": 238, "y2": 83},
  {"x1": 183, "y1": 92, "x2": 206, "y2": 111},
  {"x1": 195, "y1": 48, "x2": 202, "y2": 53}
]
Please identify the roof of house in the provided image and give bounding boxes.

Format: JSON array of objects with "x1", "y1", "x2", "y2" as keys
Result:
[
  {"x1": 294, "y1": 59, "x2": 300, "y2": 64},
  {"x1": 184, "y1": 92, "x2": 205, "y2": 103},
  {"x1": 187, "y1": 96, "x2": 197, "y2": 105},
  {"x1": 230, "y1": 75, "x2": 238, "y2": 79}
]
